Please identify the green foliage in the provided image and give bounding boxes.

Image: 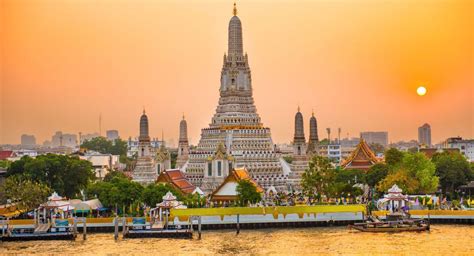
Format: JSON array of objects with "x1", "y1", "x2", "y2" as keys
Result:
[
  {"x1": 369, "y1": 143, "x2": 385, "y2": 155},
  {"x1": 432, "y1": 151, "x2": 473, "y2": 194},
  {"x1": 0, "y1": 160, "x2": 11, "y2": 168},
  {"x1": 301, "y1": 155, "x2": 336, "y2": 198},
  {"x1": 170, "y1": 152, "x2": 178, "y2": 169},
  {"x1": 81, "y1": 137, "x2": 128, "y2": 160},
  {"x1": 141, "y1": 183, "x2": 183, "y2": 207},
  {"x1": 0, "y1": 176, "x2": 51, "y2": 210},
  {"x1": 331, "y1": 169, "x2": 366, "y2": 197},
  {"x1": 236, "y1": 180, "x2": 262, "y2": 206},
  {"x1": 7, "y1": 154, "x2": 94, "y2": 198},
  {"x1": 282, "y1": 156, "x2": 293, "y2": 164},
  {"x1": 385, "y1": 148, "x2": 404, "y2": 167},
  {"x1": 103, "y1": 170, "x2": 128, "y2": 182},
  {"x1": 319, "y1": 139, "x2": 329, "y2": 145},
  {"x1": 86, "y1": 176, "x2": 143, "y2": 211},
  {"x1": 366, "y1": 163, "x2": 389, "y2": 187},
  {"x1": 378, "y1": 152, "x2": 439, "y2": 194},
  {"x1": 183, "y1": 193, "x2": 206, "y2": 208}
]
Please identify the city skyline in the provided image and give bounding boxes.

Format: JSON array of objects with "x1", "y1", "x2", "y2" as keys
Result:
[{"x1": 2, "y1": 0, "x2": 473, "y2": 145}]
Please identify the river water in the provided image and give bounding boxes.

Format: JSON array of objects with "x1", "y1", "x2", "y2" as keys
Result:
[{"x1": 1, "y1": 225, "x2": 472, "y2": 255}]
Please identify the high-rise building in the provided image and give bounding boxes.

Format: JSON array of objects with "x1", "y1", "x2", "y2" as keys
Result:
[
  {"x1": 360, "y1": 131, "x2": 388, "y2": 147},
  {"x1": 106, "y1": 130, "x2": 119, "y2": 141},
  {"x1": 418, "y1": 123, "x2": 431, "y2": 146},
  {"x1": 21, "y1": 134, "x2": 36, "y2": 147},
  {"x1": 176, "y1": 115, "x2": 190, "y2": 169},
  {"x1": 51, "y1": 132, "x2": 77, "y2": 148},
  {"x1": 183, "y1": 4, "x2": 288, "y2": 193},
  {"x1": 132, "y1": 110, "x2": 157, "y2": 184}
]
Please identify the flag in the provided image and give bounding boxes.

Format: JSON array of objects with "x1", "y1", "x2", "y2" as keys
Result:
[
  {"x1": 422, "y1": 197, "x2": 426, "y2": 205},
  {"x1": 427, "y1": 197, "x2": 433, "y2": 205}
]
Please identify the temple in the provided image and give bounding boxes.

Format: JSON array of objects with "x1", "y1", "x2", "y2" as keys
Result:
[
  {"x1": 340, "y1": 139, "x2": 379, "y2": 171},
  {"x1": 183, "y1": 3, "x2": 289, "y2": 193},
  {"x1": 211, "y1": 167, "x2": 264, "y2": 202},
  {"x1": 287, "y1": 108, "x2": 312, "y2": 191},
  {"x1": 176, "y1": 115, "x2": 189, "y2": 169},
  {"x1": 132, "y1": 110, "x2": 157, "y2": 184},
  {"x1": 157, "y1": 169, "x2": 196, "y2": 194}
]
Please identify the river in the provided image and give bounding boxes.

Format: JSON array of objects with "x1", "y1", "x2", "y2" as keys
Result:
[{"x1": 1, "y1": 225, "x2": 472, "y2": 255}]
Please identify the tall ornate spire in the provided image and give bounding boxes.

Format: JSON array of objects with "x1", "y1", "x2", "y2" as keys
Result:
[
  {"x1": 228, "y1": 3, "x2": 243, "y2": 56},
  {"x1": 179, "y1": 115, "x2": 188, "y2": 143},
  {"x1": 294, "y1": 107, "x2": 305, "y2": 143},
  {"x1": 139, "y1": 110, "x2": 149, "y2": 139},
  {"x1": 233, "y1": 2, "x2": 238, "y2": 16}
]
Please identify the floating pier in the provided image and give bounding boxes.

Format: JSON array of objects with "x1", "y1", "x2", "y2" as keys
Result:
[{"x1": 119, "y1": 217, "x2": 193, "y2": 239}]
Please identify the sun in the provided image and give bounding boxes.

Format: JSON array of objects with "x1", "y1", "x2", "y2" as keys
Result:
[{"x1": 417, "y1": 86, "x2": 427, "y2": 96}]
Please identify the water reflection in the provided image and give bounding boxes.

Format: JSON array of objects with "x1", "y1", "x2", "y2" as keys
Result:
[{"x1": 1, "y1": 225, "x2": 472, "y2": 255}]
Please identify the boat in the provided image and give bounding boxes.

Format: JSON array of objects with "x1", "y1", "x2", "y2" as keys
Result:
[
  {"x1": 349, "y1": 215, "x2": 430, "y2": 233},
  {"x1": 349, "y1": 184, "x2": 430, "y2": 233}
]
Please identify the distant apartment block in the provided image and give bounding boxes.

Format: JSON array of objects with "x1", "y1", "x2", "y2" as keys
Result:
[
  {"x1": 21, "y1": 134, "x2": 36, "y2": 146},
  {"x1": 418, "y1": 123, "x2": 431, "y2": 146},
  {"x1": 360, "y1": 132, "x2": 388, "y2": 147},
  {"x1": 79, "y1": 132, "x2": 100, "y2": 145},
  {"x1": 51, "y1": 131, "x2": 77, "y2": 148},
  {"x1": 444, "y1": 137, "x2": 474, "y2": 162},
  {"x1": 106, "y1": 130, "x2": 120, "y2": 141}
]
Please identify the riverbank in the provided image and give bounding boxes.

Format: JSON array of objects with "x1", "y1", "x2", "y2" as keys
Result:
[{"x1": 1, "y1": 225, "x2": 472, "y2": 255}]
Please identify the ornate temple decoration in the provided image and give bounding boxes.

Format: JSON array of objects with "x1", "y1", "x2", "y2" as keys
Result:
[
  {"x1": 306, "y1": 110, "x2": 319, "y2": 155},
  {"x1": 156, "y1": 142, "x2": 171, "y2": 174},
  {"x1": 340, "y1": 139, "x2": 379, "y2": 171},
  {"x1": 156, "y1": 169, "x2": 196, "y2": 194},
  {"x1": 293, "y1": 107, "x2": 307, "y2": 156},
  {"x1": 184, "y1": 3, "x2": 288, "y2": 193},
  {"x1": 176, "y1": 115, "x2": 190, "y2": 169},
  {"x1": 211, "y1": 167, "x2": 264, "y2": 202},
  {"x1": 132, "y1": 110, "x2": 157, "y2": 184}
]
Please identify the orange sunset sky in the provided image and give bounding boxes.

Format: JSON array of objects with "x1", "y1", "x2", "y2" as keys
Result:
[{"x1": 1, "y1": 0, "x2": 473, "y2": 146}]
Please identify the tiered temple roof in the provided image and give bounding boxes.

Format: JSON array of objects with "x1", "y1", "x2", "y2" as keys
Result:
[
  {"x1": 211, "y1": 167, "x2": 264, "y2": 202},
  {"x1": 157, "y1": 169, "x2": 196, "y2": 194},
  {"x1": 340, "y1": 139, "x2": 379, "y2": 171}
]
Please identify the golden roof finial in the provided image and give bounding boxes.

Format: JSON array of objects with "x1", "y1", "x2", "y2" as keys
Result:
[
  {"x1": 143, "y1": 107, "x2": 146, "y2": 115},
  {"x1": 182, "y1": 112, "x2": 185, "y2": 120},
  {"x1": 233, "y1": 1, "x2": 237, "y2": 16},
  {"x1": 312, "y1": 109, "x2": 314, "y2": 117},
  {"x1": 297, "y1": 105, "x2": 300, "y2": 112}
]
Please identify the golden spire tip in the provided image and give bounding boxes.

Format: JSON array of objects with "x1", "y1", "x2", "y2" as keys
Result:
[{"x1": 233, "y1": 2, "x2": 237, "y2": 16}]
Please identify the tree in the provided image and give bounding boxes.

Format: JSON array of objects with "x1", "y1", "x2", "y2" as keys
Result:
[
  {"x1": 81, "y1": 137, "x2": 128, "y2": 161},
  {"x1": 369, "y1": 143, "x2": 385, "y2": 155},
  {"x1": 378, "y1": 152, "x2": 439, "y2": 194},
  {"x1": 103, "y1": 170, "x2": 129, "y2": 182},
  {"x1": 432, "y1": 151, "x2": 473, "y2": 195},
  {"x1": 366, "y1": 163, "x2": 389, "y2": 187},
  {"x1": 7, "y1": 154, "x2": 95, "y2": 198},
  {"x1": 385, "y1": 148, "x2": 404, "y2": 167},
  {"x1": 86, "y1": 176, "x2": 143, "y2": 211},
  {"x1": 170, "y1": 152, "x2": 178, "y2": 169},
  {"x1": 141, "y1": 183, "x2": 182, "y2": 207},
  {"x1": 332, "y1": 169, "x2": 366, "y2": 197},
  {"x1": 301, "y1": 155, "x2": 336, "y2": 198},
  {"x1": 0, "y1": 160, "x2": 11, "y2": 168},
  {"x1": 0, "y1": 176, "x2": 51, "y2": 210},
  {"x1": 377, "y1": 169, "x2": 420, "y2": 194},
  {"x1": 236, "y1": 180, "x2": 262, "y2": 206}
]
